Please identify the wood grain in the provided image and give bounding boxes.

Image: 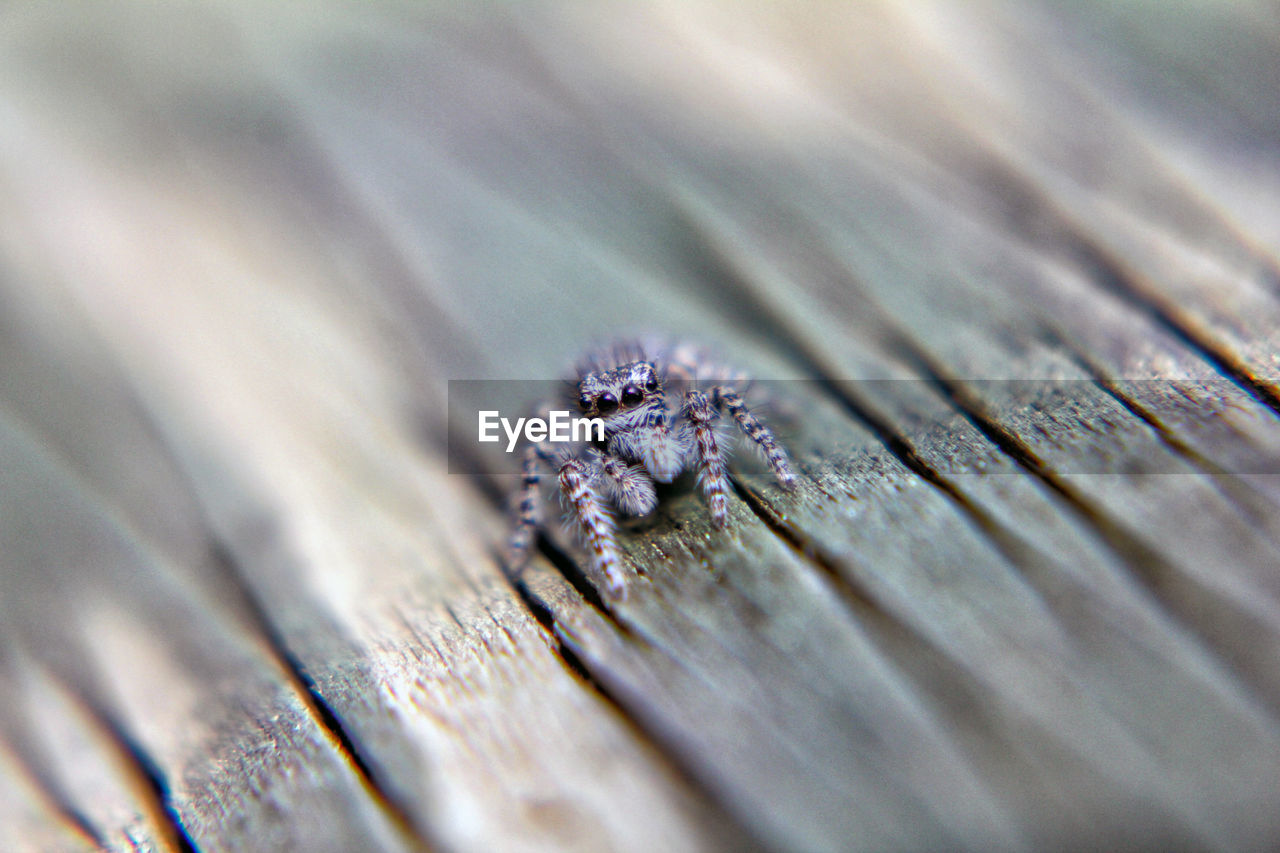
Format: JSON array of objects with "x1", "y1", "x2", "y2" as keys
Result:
[{"x1": 2, "y1": 0, "x2": 1279, "y2": 850}]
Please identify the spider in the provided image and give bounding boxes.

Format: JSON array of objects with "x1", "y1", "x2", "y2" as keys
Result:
[{"x1": 507, "y1": 337, "x2": 796, "y2": 599}]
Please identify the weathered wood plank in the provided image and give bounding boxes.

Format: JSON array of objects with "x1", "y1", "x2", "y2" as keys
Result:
[
  {"x1": 0, "y1": 727, "x2": 101, "y2": 853},
  {"x1": 0, "y1": 332, "x2": 419, "y2": 850},
  {"x1": 3, "y1": 0, "x2": 1280, "y2": 851},
  {"x1": 0, "y1": 657, "x2": 189, "y2": 853},
  {"x1": 0, "y1": 169, "x2": 750, "y2": 853},
  {"x1": 0, "y1": 23, "x2": 761, "y2": 844},
  {"x1": 313, "y1": 3, "x2": 1280, "y2": 846}
]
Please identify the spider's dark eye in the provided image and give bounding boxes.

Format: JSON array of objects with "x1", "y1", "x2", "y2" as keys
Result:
[
  {"x1": 578, "y1": 394, "x2": 592, "y2": 411},
  {"x1": 596, "y1": 392, "x2": 618, "y2": 414},
  {"x1": 644, "y1": 375, "x2": 659, "y2": 392},
  {"x1": 621, "y1": 384, "x2": 643, "y2": 406}
]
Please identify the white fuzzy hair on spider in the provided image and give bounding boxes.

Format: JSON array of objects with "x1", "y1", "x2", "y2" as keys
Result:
[{"x1": 507, "y1": 336, "x2": 796, "y2": 599}]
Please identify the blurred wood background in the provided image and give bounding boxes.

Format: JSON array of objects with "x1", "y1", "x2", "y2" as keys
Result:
[{"x1": 3, "y1": 1, "x2": 1280, "y2": 850}]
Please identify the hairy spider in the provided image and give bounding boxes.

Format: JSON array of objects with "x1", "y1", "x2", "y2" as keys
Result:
[{"x1": 507, "y1": 337, "x2": 796, "y2": 599}]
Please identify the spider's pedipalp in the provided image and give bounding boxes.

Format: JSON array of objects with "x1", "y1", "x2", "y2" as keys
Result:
[{"x1": 593, "y1": 450, "x2": 658, "y2": 517}]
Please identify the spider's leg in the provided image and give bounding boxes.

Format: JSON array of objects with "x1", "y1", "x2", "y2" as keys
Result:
[
  {"x1": 683, "y1": 389, "x2": 730, "y2": 529},
  {"x1": 505, "y1": 397, "x2": 566, "y2": 572},
  {"x1": 591, "y1": 449, "x2": 658, "y2": 517},
  {"x1": 712, "y1": 386, "x2": 797, "y2": 489},
  {"x1": 507, "y1": 443, "x2": 552, "y2": 574},
  {"x1": 558, "y1": 456, "x2": 627, "y2": 599}
]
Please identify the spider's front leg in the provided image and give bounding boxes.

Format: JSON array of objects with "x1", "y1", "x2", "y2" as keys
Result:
[
  {"x1": 712, "y1": 385, "x2": 797, "y2": 490},
  {"x1": 683, "y1": 389, "x2": 730, "y2": 529},
  {"x1": 558, "y1": 455, "x2": 628, "y2": 600}
]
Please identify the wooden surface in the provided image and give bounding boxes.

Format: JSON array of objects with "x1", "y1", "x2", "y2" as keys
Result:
[{"x1": 3, "y1": 1, "x2": 1280, "y2": 850}]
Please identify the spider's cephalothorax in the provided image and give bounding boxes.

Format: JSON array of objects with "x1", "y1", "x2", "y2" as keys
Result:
[{"x1": 507, "y1": 338, "x2": 796, "y2": 599}]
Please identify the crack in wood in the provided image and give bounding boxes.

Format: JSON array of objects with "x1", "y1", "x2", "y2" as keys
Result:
[
  {"x1": 1064, "y1": 235, "x2": 1280, "y2": 419},
  {"x1": 0, "y1": 729, "x2": 106, "y2": 851},
  {"x1": 723, "y1": 477, "x2": 1218, "y2": 847},
  {"x1": 894, "y1": 342, "x2": 1280, "y2": 717},
  {"x1": 502, "y1": 565, "x2": 773, "y2": 853},
  {"x1": 206, "y1": 545, "x2": 436, "y2": 853},
  {"x1": 45, "y1": 329, "x2": 439, "y2": 852},
  {"x1": 504, "y1": 572, "x2": 618, "y2": 695},
  {"x1": 1040, "y1": 325, "x2": 1234, "y2": 473},
  {"x1": 68, "y1": 693, "x2": 200, "y2": 853},
  {"x1": 944, "y1": 135, "x2": 1280, "y2": 421},
  {"x1": 530, "y1": 537, "x2": 634, "y2": 634},
  {"x1": 1042, "y1": 324, "x2": 1280, "y2": 541}
]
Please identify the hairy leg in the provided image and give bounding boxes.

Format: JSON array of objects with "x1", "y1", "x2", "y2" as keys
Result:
[
  {"x1": 713, "y1": 386, "x2": 797, "y2": 489},
  {"x1": 558, "y1": 456, "x2": 627, "y2": 599},
  {"x1": 683, "y1": 389, "x2": 730, "y2": 528},
  {"x1": 507, "y1": 443, "x2": 550, "y2": 573}
]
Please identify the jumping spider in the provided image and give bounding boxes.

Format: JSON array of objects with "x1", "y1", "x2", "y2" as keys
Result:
[{"x1": 507, "y1": 338, "x2": 796, "y2": 599}]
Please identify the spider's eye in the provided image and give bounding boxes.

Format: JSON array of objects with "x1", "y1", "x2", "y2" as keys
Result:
[
  {"x1": 596, "y1": 392, "x2": 618, "y2": 414},
  {"x1": 644, "y1": 375, "x2": 659, "y2": 392},
  {"x1": 621, "y1": 384, "x2": 643, "y2": 406},
  {"x1": 578, "y1": 394, "x2": 592, "y2": 411}
]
